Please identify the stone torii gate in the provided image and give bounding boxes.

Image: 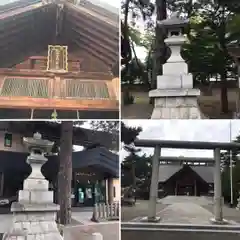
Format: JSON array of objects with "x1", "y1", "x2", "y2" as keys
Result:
[{"x1": 134, "y1": 139, "x2": 240, "y2": 224}]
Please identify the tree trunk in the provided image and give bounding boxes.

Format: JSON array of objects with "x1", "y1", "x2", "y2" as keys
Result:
[
  {"x1": 150, "y1": 0, "x2": 167, "y2": 104},
  {"x1": 132, "y1": 160, "x2": 136, "y2": 190},
  {"x1": 57, "y1": 121, "x2": 73, "y2": 225},
  {"x1": 218, "y1": 7, "x2": 229, "y2": 114},
  {"x1": 220, "y1": 73, "x2": 229, "y2": 114}
]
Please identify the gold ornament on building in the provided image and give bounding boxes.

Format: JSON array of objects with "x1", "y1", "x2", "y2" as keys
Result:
[{"x1": 47, "y1": 45, "x2": 68, "y2": 72}]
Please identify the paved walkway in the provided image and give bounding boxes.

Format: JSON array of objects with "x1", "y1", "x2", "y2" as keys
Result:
[
  {"x1": 125, "y1": 197, "x2": 240, "y2": 224},
  {"x1": 71, "y1": 211, "x2": 93, "y2": 225},
  {"x1": 158, "y1": 196, "x2": 213, "y2": 206},
  {"x1": 64, "y1": 222, "x2": 119, "y2": 240},
  {"x1": 157, "y1": 202, "x2": 214, "y2": 224}
]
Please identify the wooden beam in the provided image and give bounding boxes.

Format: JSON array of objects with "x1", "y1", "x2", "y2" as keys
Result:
[
  {"x1": 69, "y1": 24, "x2": 117, "y2": 57},
  {"x1": 0, "y1": 69, "x2": 113, "y2": 80},
  {"x1": 29, "y1": 56, "x2": 83, "y2": 63},
  {"x1": 72, "y1": 39, "x2": 114, "y2": 67},
  {"x1": 0, "y1": 1, "x2": 51, "y2": 20},
  {"x1": 0, "y1": 4, "x2": 56, "y2": 67},
  {"x1": 65, "y1": 9, "x2": 118, "y2": 43},
  {"x1": 0, "y1": 97, "x2": 118, "y2": 111}
]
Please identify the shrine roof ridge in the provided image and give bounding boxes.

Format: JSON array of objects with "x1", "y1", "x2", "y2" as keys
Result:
[
  {"x1": 134, "y1": 139, "x2": 240, "y2": 150},
  {"x1": 159, "y1": 156, "x2": 214, "y2": 162},
  {"x1": 0, "y1": 0, "x2": 41, "y2": 14}
]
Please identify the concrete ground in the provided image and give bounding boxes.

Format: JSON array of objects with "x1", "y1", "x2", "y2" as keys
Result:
[
  {"x1": 158, "y1": 196, "x2": 213, "y2": 206},
  {"x1": 121, "y1": 200, "x2": 166, "y2": 221},
  {"x1": 122, "y1": 197, "x2": 240, "y2": 224},
  {"x1": 156, "y1": 202, "x2": 214, "y2": 224},
  {"x1": 64, "y1": 222, "x2": 119, "y2": 240}
]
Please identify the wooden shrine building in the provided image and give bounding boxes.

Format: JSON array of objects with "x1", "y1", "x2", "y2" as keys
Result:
[
  {"x1": 158, "y1": 163, "x2": 214, "y2": 197},
  {"x1": 0, "y1": 122, "x2": 119, "y2": 207},
  {"x1": 0, "y1": 0, "x2": 119, "y2": 119}
]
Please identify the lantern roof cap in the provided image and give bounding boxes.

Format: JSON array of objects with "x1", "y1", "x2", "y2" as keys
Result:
[{"x1": 157, "y1": 12, "x2": 189, "y2": 28}]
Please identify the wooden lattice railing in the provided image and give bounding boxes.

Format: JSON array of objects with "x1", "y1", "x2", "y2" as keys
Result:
[{"x1": 91, "y1": 202, "x2": 119, "y2": 222}]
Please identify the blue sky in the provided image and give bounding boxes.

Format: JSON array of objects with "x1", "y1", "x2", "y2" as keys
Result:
[{"x1": 121, "y1": 120, "x2": 240, "y2": 160}]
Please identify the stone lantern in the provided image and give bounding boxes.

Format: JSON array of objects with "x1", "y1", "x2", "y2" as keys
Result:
[
  {"x1": 4, "y1": 133, "x2": 63, "y2": 240},
  {"x1": 149, "y1": 13, "x2": 202, "y2": 119},
  {"x1": 158, "y1": 12, "x2": 189, "y2": 66}
]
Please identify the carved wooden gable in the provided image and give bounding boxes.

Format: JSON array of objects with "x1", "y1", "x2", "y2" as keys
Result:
[{"x1": 0, "y1": 45, "x2": 119, "y2": 118}]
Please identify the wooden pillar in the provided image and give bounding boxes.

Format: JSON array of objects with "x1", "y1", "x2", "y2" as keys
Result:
[
  {"x1": 194, "y1": 180, "x2": 197, "y2": 196},
  {"x1": 112, "y1": 78, "x2": 119, "y2": 100},
  {"x1": 0, "y1": 172, "x2": 4, "y2": 197},
  {"x1": 107, "y1": 178, "x2": 114, "y2": 204}
]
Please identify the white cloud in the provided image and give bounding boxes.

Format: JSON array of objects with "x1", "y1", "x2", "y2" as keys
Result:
[{"x1": 122, "y1": 120, "x2": 240, "y2": 161}]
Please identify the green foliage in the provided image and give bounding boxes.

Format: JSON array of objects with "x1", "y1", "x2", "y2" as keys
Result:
[
  {"x1": 90, "y1": 121, "x2": 119, "y2": 151},
  {"x1": 122, "y1": 0, "x2": 240, "y2": 112},
  {"x1": 121, "y1": 0, "x2": 155, "y2": 84},
  {"x1": 121, "y1": 121, "x2": 142, "y2": 144},
  {"x1": 221, "y1": 131, "x2": 240, "y2": 205},
  {"x1": 121, "y1": 153, "x2": 152, "y2": 199},
  {"x1": 90, "y1": 121, "x2": 119, "y2": 134}
]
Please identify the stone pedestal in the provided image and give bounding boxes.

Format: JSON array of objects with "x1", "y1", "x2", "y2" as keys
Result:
[
  {"x1": 4, "y1": 133, "x2": 63, "y2": 240},
  {"x1": 150, "y1": 13, "x2": 202, "y2": 119}
]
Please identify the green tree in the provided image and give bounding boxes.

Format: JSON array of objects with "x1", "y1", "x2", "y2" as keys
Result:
[
  {"x1": 122, "y1": 153, "x2": 152, "y2": 199},
  {"x1": 221, "y1": 132, "x2": 240, "y2": 205},
  {"x1": 122, "y1": 0, "x2": 240, "y2": 115},
  {"x1": 90, "y1": 121, "x2": 119, "y2": 151},
  {"x1": 121, "y1": 121, "x2": 142, "y2": 144},
  {"x1": 121, "y1": 122, "x2": 143, "y2": 200}
]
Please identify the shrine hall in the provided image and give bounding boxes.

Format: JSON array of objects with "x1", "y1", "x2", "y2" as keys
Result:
[
  {"x1": 158, "y1": 163, "x2": 214, "y2": 197},
  {"x1": 0, "y1": 0, "x2": 119, "y2": 119},
  {"x1": 0, "y1": 122, "x2": 120, "y2": 208}
]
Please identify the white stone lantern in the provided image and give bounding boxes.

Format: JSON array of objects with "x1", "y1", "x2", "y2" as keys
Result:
[
  {"x1": 149, "y1": 13, "x2": 202, "y2": 119},
  {"x1": 4, "y1": 133, "x2": 63, "y2": 240},
  {"x1": 158, "y1": 12, "x2": 189, "y2": 67}
]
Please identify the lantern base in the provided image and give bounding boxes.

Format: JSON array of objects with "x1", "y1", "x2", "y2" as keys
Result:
[
  {"x1": 3, "y1": 202, "x2": 62, "y2": 240},
  {"x1": 150, "y1": 89, "x2": 203, "y2": 119}
]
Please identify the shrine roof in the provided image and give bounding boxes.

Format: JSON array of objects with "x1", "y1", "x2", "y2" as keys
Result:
[
  {"x1": 158, "y1": 164, "x2": 214, "y2": 183},
  {"x1": 0, "y1": 121, "x2": 118, "y2": 149},
  {"x1": 0, "y1": 0, "x2": 119, "y2": 69},
  {"x1": 0, "y1": 146, "x2": 119, "y2": 177}
]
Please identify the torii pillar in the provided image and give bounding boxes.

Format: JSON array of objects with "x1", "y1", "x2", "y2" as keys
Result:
[{"x1": 148, "y1": 145, "x2": 161, "y2": 222}]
